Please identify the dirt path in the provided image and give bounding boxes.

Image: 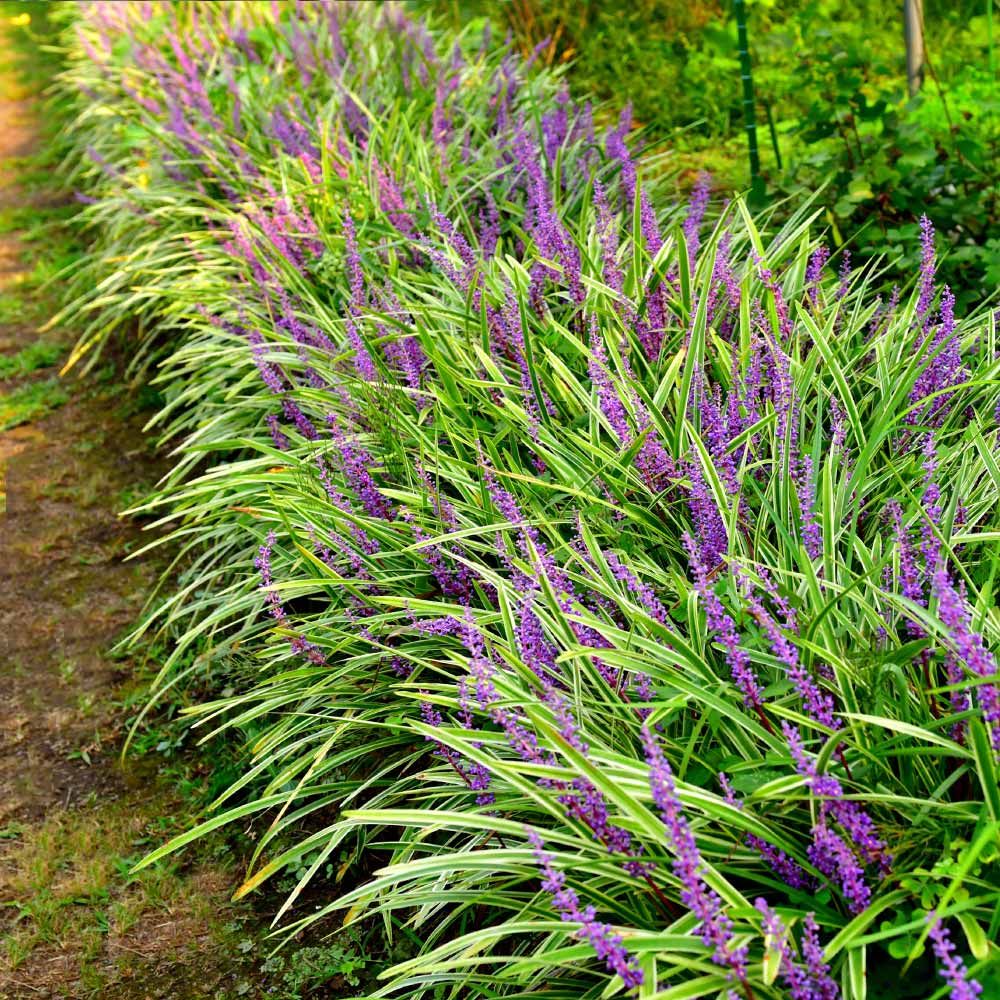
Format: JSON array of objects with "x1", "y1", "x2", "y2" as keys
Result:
[
  {"x1": 0, "y1": 76, "x2": 157, "y2": 831},
  {"x1": 0, "y1": 18, "x2": 274, "y2": 1000}
]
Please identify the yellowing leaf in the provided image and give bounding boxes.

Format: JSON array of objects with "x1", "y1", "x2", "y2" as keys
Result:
[{"x1": 762, "y1": 930, "x2": 783, "y2": 985}]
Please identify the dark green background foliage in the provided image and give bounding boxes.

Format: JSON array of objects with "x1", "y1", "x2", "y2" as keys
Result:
[{"x1": 422, "y1": 0, "x2": 999, "y2": 307}]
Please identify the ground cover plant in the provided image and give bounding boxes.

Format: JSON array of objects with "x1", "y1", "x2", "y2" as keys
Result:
[{"x1": 53, "y1": 2, "x2": 1000, "y2": 998}]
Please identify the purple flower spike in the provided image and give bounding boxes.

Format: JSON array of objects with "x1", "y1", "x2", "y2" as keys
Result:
[
  {"x1": 419, "y1": 695, "x2": 494, "y2": 806},
  {"x1": 642, "y1": 726, "x2": 748, "y2": 982},
  {"x1": 255, "y1": 530, "x2": 287, "y2": 629},
  {"x1": 783, "y1": 722, "x2": 886, "y2": 909},
  {"x1": 527, "y1": 829, "x2": 644, "y2": 990},
  {"x1": 806, "y1": 246, "x2": 829, "y2": 306},
  {"x1": 683, "y1": 534, "x2": 764, "y2": 710},
  {"x1": 722, "y1": 773, "x2": 811, "y2": 890},
  {"x1": 605, "y1": 103, "x2": 636, "y2": 207},
  {"x1": 908, "y1": 281, "x2": 964, "y2": 428},
  {"x1": 746, "y1": 834, "x2": 811, "y2": 891},
  {"x1": 801, "y1": 914, "x2": 839, "y2": 1000},
  {"x1": 254, "y1": 531, "x2": 324, "y2": 665},
  {"x1": 266, "y1": 413, "x2": 290, "y2": 451},
  {"x1": 920, "y1": 434, "x2": 943, "y2": 574},
  {"x1": 682, "y1": 173, "x2": 711, "y2": 267},
  {"x1": 932, "y1": 564, "x2": 1000, "y2": 755},
  {"x1": 686, "y1": 457, "x2": 729, "y2": 569},
  {"x1": 755, "y1": 899, "x2": 840, "y2": 1000},
  {"x1": 808, "y1": 822, "x2": 870, "y2": 914},
  {"x1": 756, "y1": 900, "x2": 814, "y2": 998},
  {"x1": 327, "y1": 415, "x2": 393, "y2": 521},
  {"x1": 888, "y1": 499, "x2": 924, "y2": 620},
  {"x1": 588, "y1": 326, "x2": 632, "y2": 448},
  {"x1": 796, "y1": 454, "x2": 823, "y2": 560},
  {"x1": 605, "y1": 551, "x2": 670, "y2": 627},
  {"x1": 516, "y1": 599, "x2": 561, "y2": 686},
  {"x1": 745, "y1": 590, "x2": 835, "y2": 729},
  {"x1": 835, "y1": 250, "x2": 851, "y2": 303},
  {"x1": 917, "y1": 215, "x2": 936, "y2": 323},
  {"x1": 927, "y1": 913, "x2": 983, "y2": 1000}
]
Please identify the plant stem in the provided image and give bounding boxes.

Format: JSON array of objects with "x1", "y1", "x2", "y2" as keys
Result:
[
  {"x1": 904, "y1": 0, "x2": 924, "y2": 97},
  {"x1": 763, "y1": 99, "x2": 782, "y2": 171},
  {"x1": 733, "y1": 0, "x2": 761, "y2": 193},
  {"x1": 989, "y1": 0, "x2": 996, "y2": 79}
]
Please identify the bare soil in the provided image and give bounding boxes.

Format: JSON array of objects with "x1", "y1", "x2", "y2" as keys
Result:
[{"x1": 0, "y1": 0, "x2": 156, "y2": 855}]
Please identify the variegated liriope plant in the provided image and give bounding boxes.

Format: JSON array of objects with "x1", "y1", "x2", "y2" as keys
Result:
[{"x1": 53, "y1": 2, "x2": 999, "y2": 998}]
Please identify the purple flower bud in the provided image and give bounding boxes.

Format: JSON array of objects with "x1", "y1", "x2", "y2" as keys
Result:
[
  {"x1": 755, "y1": 899, "x2": 840, "y2": 1000},
  {"x1": 927, "y1": 913, "x2": 983, "y2": 1000}
]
